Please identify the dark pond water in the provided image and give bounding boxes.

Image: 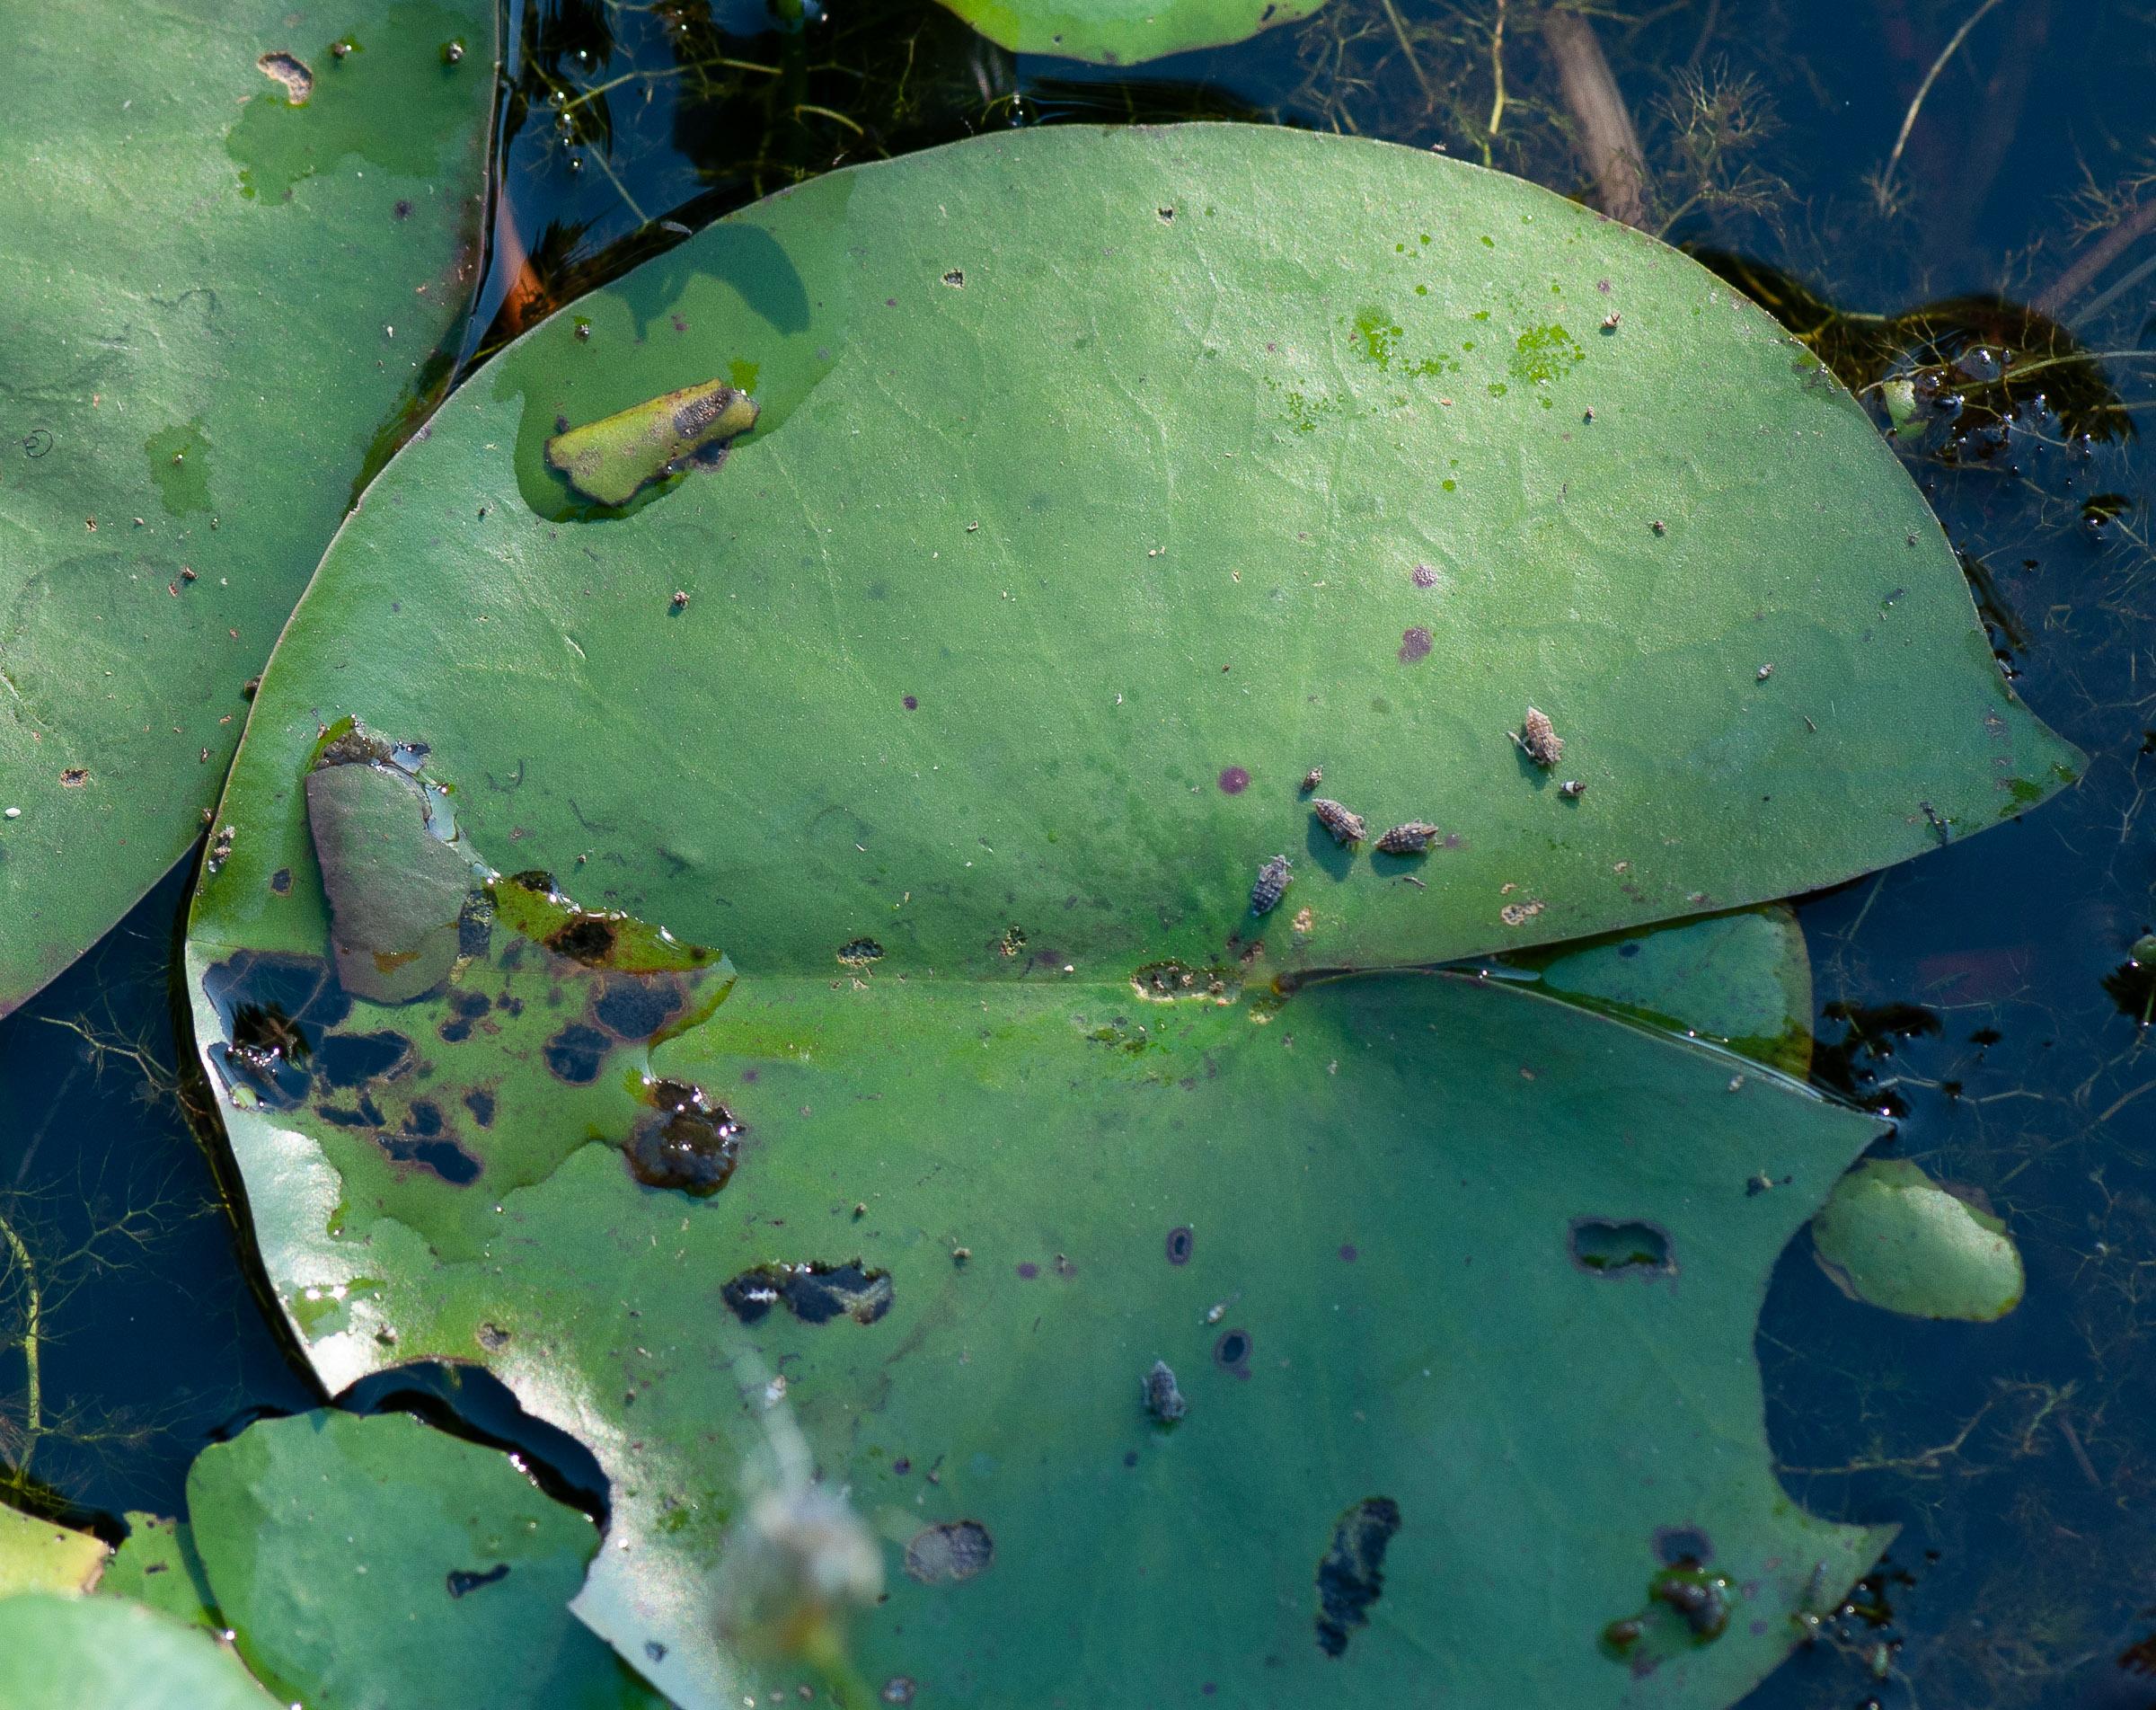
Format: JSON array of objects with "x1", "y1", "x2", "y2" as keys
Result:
[{"x1": 4, "y1": 0, "x2": 2154, "y2": 1701}]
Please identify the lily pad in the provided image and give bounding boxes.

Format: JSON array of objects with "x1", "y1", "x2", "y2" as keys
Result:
[
  {"x1": 0, "y1": 0, "x2": 495, "y2": 1014},
  {"x1": 184, "y1": 1409, "x2": 666, "y2": 1709},
  {"x1": 0, "y1": 1504, "x2": 106, "y2": 1596},
  {"x1": 0, "y1": 1592, "x2": 276, "y2": 1707},
  {"x1": 185, "y1": 125, "x2": 2070, "y2": 1705},
  {"x1": 188, "y1": 939, "x2": 1893, "y2": 1706},
  {"x1": 193, "y1": 126, "x2": 2074, "y2": 994},
  {"x1": 927, "y1": 0, "x2": 1327, "y2": 64},
  {"x1": 1810, "y1": 1157, "x2": 2026, "y2": 1322}
]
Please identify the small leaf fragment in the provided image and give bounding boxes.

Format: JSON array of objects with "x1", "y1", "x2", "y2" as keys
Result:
[
  {"x1": 545, "y1": 380, "x2": 758, "y2": 507},
  {"x1": 0, "y1": 1506, "x2": 107, "y2": 1597},
  {"x1": 1810, "y1": 1157, "x2": 2024, "y2": 1321}
]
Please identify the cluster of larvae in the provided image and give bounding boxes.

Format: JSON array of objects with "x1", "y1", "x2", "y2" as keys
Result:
[{"x1": 1249, "y1": 707, "x2": 1583, "y2": 916}]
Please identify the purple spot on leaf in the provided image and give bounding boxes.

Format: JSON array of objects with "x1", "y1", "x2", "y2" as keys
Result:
[
  {"x1": 1016, "y1": 1262, "x2": 1039, "y2": 1280},
  {"x1": 903, "y1": 695, "x2": 918, "y2": 710},
  {"x1": 1218, "y1": 766, "x2": 1250, "y2": 794},
  {"x1": 1339, "y1": 1243, "x2": 1358, "y2": 1263},
  {"x1": 1399, "y1": 627, "x2": 1433, "y2": 663},
  {"x1": 1411, "y1": 564, "x2": 1437, "y2": 588}
]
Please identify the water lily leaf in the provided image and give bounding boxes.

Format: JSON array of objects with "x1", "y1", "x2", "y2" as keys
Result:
[
  {"x1": 184, "y1": 1409, "x2": 666, "y2": 1709},
  {"x1": 182, "y1": 124, "x2": 2069, "y2": 1706},
  {"x1": 1810, "y1": 1157, "x2": 2025, "y2": 1322},
  {"x1": 188, "y1": 884, "x2": 1893, "y2": 1707},
  {"x1": 98, "y1": 1515, "x2": 218, "y2": 1631},
  {"x1": 191, "y1": 126, "x2": 2073, "y2": 997},
  {"x1": 927, "y1": 0, "x2": 1326, "y2": 63},
  {"x1": 0, "y1": 0, "x2": 495, "y2": 1014},
  {"x1": 0, "y1": 1505, "x2": 106, "y2": 1596},
  {"x1": 0, "y1": 1592, "x2": 277, "y2": 1707}
]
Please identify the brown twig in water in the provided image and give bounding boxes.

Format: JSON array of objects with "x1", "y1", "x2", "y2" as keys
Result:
[
  {"x1": 1540, "y1": 8, "x2": 1647, "y2": 226},
  {"x1": 1487, "y1": 0, "x2": 1507, "y2": 140},
  {"x1": 2034, "y1": 197, "x2": 2156, "y2": 321},
  {"x1": 1875, "y1": 0, "x2": 2008, "y2": 214},
  {"x1": 1376, "y1": 0, "x2": 1435, "y2": 108},
  {"x1": 1684, "y1": 0, "x2": 1720, "y2": 73}
]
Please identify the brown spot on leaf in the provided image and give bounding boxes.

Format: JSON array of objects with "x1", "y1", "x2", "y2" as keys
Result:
[
  {"x1": 256, "y1": 50, "x2": 314, "y2": 102},
  {"x1": 905, "y1": 1520, "x2": 994, "y2": 1585}
]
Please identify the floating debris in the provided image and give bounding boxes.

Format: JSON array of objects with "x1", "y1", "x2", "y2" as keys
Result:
[
  {"x1": 1250, "y1": 854, "x2": 1293, "y2": 915},
  {"x1": 1299, "y1": 766, "x2": 1323, "y2": 793},
  {"x1": 1311, "y1": 798, "x2": 1365, "y2": 846},
  {"x1": 545, "y1": 379, "x2": 758, "y2": 508},
  {"x1": 1559, "y1": 779, "x2": 1587, "y2": 799},
  {"x1": 1374, "y1": 821, "x2": 1441, "y2": 855}
]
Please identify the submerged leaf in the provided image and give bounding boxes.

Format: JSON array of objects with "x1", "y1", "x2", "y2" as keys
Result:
[
  {"x1": 1810, "y1": 1157, "x2": 2025, "y2": 1322},
  {"x1": 1494, "y1": 906, "x2": 1814, "y2": 1074},
  {"x1": 306, "y1": 730, "x2": 479, "y2": 1004}
]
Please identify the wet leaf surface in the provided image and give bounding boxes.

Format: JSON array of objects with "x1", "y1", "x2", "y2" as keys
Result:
[
  {"x1": 183, "y1": 1409, "x2": 665, "y2": 1709},
  {"x1": 0, "y1": 1591, "x2": 276, "y2": 1707},
  {"x1": 181, "y1": 125, "x2": 2069, "y2": 1706},
  {"x1": 0, "y1": 0, "x2": 495, "y2": 1015},
  {"x1": 1809, "y1": 1158, "x2": 2025, "y2": 1323}
]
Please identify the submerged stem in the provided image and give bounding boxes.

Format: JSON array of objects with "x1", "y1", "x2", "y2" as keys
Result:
[
  {"x1": 0, "y1": 1212, "x2": 42, "y2": 1479},
  {"x1": 1876, "y1": 0, "x2": 2007, "y2": 213}
]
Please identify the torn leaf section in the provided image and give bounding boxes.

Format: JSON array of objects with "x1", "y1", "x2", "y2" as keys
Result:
[
  {"x1": 208, "y1": 732, "x2": 736, "y2": 1253},
  {"x1": 544, "y1": 379, "x2": 757, "y2": 507},
  {"x1": 720, "y1": 1261, "x2": 892, "y2": 1325},
  {"x1": 1810, "y1": 1158, "x2": 2025, "y2": 1321}
]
